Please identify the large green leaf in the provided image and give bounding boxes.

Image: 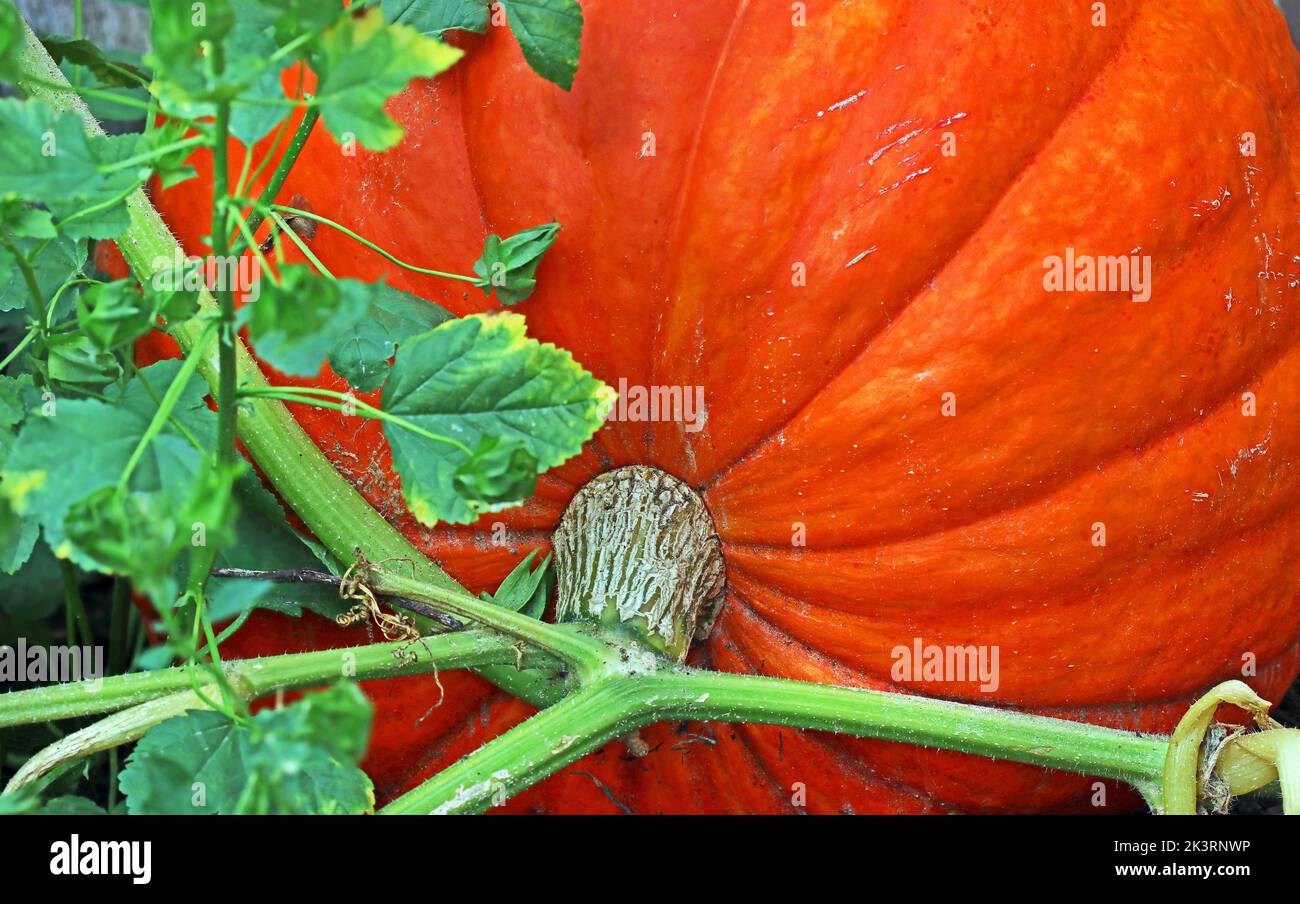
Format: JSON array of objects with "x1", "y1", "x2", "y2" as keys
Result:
[
  {"x1": 119, "y1": 684, "x2": 374, "y2": 815},
  {"x1": 1, "y1": 359, "x2": 216, "y2": 561},
  {"x1": 0, "y1": 98, "x2": 103, "y2": 202},
  {"x1": 381, "y1": 312, "x2": 614, "y2": 525},
  {"x1": 313, "y1": 8, "x2": 463, "y2": 150}
]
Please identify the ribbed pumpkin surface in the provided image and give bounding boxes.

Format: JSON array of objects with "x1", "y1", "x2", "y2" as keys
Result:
[{"x1": 121, "y1": 0, "x2": 1300, "y2": 813}]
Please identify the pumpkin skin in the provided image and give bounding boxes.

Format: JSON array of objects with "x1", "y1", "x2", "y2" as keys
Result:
[{"x1": 115, "y1": 0, "x2": 1300, "y2": 813}]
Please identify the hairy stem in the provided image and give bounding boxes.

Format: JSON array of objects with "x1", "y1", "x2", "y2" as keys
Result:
[
  {"x1": 382, "y1": 664, "x2": 1171, "y2": 815},
  {"x1": 0, "y1": 629, "x2": 550, "y2": 730}
]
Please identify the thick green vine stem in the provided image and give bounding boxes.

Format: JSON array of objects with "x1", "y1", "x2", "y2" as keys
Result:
[
  {"x1": 1, "y1": 629, "x2": 560, "y2": 796},
  {"x1": 0, "y1": 629, "x2": 555, "y2": 730},
  {"x1": 11, "y1": 19, "x2": 555, "y2": 705},
  {"x1": 381, "y1": 659, "x2": 1171, "y2": 815}
]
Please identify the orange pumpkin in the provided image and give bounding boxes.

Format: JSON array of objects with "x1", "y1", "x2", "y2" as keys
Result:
[{"x1": 119, "y1": 0, "x2": 1300, "y2": 813}]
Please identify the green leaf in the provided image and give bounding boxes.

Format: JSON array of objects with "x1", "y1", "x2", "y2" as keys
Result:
[
  {"x1": 381, "y1": 0, "x2": 490, "y2": 36},
  {"x1": 119, "y1": 684, "x2": 374, "y2": 815},
  {"x1": 142, "y1": 254, "x2": 203, "y2": 323},
  {"x1": 0, "y1": 231, "x2": 86, "y2": 313},
  {"x1": 56, "y1": 49, "x2": 151, "y2": 123},
  {"x1": 499, "y1": 0, "x2": 583, "y2": 91},
  {"x1": 76, "y1": 279, "x2": 153, "y2": 351},
  {"x1": 264, "y1": 0, "x2": 345, "y2": 44},
  {"x1": 225, "y1": 0, "x2": 295, "y2": 147},
  {"x1": 473, "y1": 221, "x2": 560, "y2": 305},
  {"x1": 41, "y1": 37, "x2": 148, "y2": 88},
  {"x1": 0, "y1": 539, "x2": 66, "y2": 617},
  {"x1": 47, "y1": 133, "x2": 146, "y2": 240},
  {"x1": 64, "y1": 487, "x2": 182, "y2": 591},
  {"x1": 147, "y1": 0, "x2": 290, "y2": 140},
  {"x1": 138, "y1": 120, "x2": 199, "y2": 189},
  {"x1": 453, "y1": 434, "x2": 538, "y2": 505},
  {"x1": 0, "y1": 98, "x2": 102, "y2": 202},
  {"x1": 327, "y1": 282, "x2": 452, "y2": 392},
  {"x1": 240, "y1": 266, "x2": 374, "y2": 378},
  {"x1": 147, "y1": 0, "x2": 238, "y2": 105},
  {"x1": 481, "y1": 549, "x2": 552, "y2": 619},
  {"x1": 382, "y1": 312, "x2": 615, "y2": 525},
  {"x1": 45, "y1": 331, "x2": 122, "y2": 386},
  {"x1": 40, "y1": 796, "x2": 108, "y2": 815},
  {"x1": 208, "y1": 469, "x2": 347, "y2": 619},
  {"x1": 0, "y1": 100, "x2": 142, "y2": 240},
  {"x1": 0, "y1": 201, "x2": 56, "y2": 240},
  {"x1": 313, "y1": 8, "x2": 463, "y2": 150},
  {"x1": 0, "y1": 2, "x2": 25, "y2": 81},
  {"x1": 1, "y1": 359, "x2": 216, "y2": 561}
]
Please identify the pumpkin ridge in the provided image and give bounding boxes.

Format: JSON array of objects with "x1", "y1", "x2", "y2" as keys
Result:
[
  {"x1": 709, "y1": 324, "x2": 1300, "y2": 558},
  {"x1": 657, "y1": 0, "x2": 752, "y2": 316},
  {"x1": 725, "y1": 565, "x2": 1300, "y2": 712},
  {"x1": 453, "y1": 57, "x2": 491, "y2": 240},
  {"x1": 724, "y1": 588, "x2": 1300, "y2": 736},
  {"x1": 692, "y1": 7, "x2": 1147, "y2": 494}
]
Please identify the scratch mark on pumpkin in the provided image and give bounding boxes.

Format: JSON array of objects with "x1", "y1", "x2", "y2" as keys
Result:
[
  {"x1": 1229, "y1": 431, "x2": 1271, "y2": 478},
  {"x1": 877, "y1": 167, "x2": 932, "y2": 197},
  {"x1": 816, "y1": 87, "x2": 871, "y2": 119},
  {"x1": 845, "y1": 246, "x2": 878, "y2": 268}
]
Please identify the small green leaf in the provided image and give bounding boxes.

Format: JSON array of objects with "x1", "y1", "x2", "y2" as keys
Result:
[
  {"x1": 142, "y1": 254, "x2": 203, "y2": 323},
  {"x1": 76, "y1": 279, "x2": 153, "y2": 351},
  {"x1": 382, "y1": 312, "x2": 615, "y2": 525},
  {"x1": 499, "y1": 0, "x2": 583, "y2": 91},
  {"x1": 381, "y1": 0, "x2": 490, "y2": 35},
  {"x1": 327, "y1": 282, "x2": 452, "y2": 392},
  {"x1": 64, "y1": 487, "x2": 182, "y2": 593},
  {"x1": 313, "y1": 8, "x2": 463, "y2": 150},
  {"x1": 0, "y1": 201, "x2": 56, "y2": 240},
  {"x1": 139, "y1": 120, "x2": 199, "y2": 189},
  {"x1": 42, "y1": 37, "x2": 148, "y2": 88},
  {"x1": 482, "y1": 550, "x2": 552, "y2": 619},
  {"x1": 453, "y1": 435, "x2": 538, "y2": 505},
  {"x1": 473, "y1": 222, "x2": 560, "y2": 305},
  {"x1": 240, "y1": 266, "x2": 374, "y2": 377},
  {"x1": 119, "y1": 684, "x2": 374, "y2": 815},
  {"x1": 1, "y1": 359, "x2": 216, "y2": 560},
  {"x1": 0, "y1": 231, "x2": 86, "y2": 313},
  {"x1": 39, "y1": 796, "x2": 108, "y2": 815},
  {"x1": 46, "y1": 331, "x2": 122, "y2": 386}
]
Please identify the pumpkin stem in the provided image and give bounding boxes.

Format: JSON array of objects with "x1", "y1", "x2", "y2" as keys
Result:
[{"x1": 553, "y1": 466, "x2": 726, "y2": 662}]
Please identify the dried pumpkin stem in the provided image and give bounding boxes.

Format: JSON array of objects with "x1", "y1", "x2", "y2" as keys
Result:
[{"x1": 1162, "y1": 680, "x2": 1276, "y2": 815}]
